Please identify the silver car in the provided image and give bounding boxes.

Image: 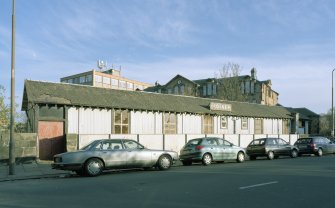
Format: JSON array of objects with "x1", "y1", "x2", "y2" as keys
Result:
[
  {"x1": 180, "y1": 137, "x2": 246, "y2": 166},
  {"x1": 52, "y1": 139, "x2": 179, "y2": 176}
]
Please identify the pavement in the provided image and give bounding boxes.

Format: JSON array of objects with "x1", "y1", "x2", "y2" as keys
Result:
[
  {"x1": 0, "y1": 159, "x2": 183, "y2": 182},
  {"x1": 0, "y1": 159, "x2": 71, "y2": 182}
]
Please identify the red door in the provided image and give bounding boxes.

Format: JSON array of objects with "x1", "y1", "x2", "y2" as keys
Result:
[{"x1": 38, "y1": 121, "x2": 65, "y2": 160}]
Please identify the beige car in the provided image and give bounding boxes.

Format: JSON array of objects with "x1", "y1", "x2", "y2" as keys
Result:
[{"x1": 52, "y1": 139, "x2": 179, "y2": 177}]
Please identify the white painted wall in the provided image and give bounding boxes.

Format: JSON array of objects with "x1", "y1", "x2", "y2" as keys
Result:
[
  {"x1": 131, "y1": 111, "x2": 155, "y2": 134},
  {"x1": 79, "y1": 108, "x2": 111, "y2": 134},
  {"x1": 68, "y1": 107, "x2": 79, "y2": 134},
  {"x1": 182, "y1": 114, "x2": 202, "y2": 134}
]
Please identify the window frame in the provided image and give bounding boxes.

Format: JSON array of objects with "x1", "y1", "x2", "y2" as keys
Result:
[
  {"x1": 163, "y1": 113, "x2": 177, "y2": 134},
  {"x1": 113, "y1": 110, "x2": 129, "y2": 134},
  {"x1": 241, "y1": 117, "x2": 248, "y2": 130}
]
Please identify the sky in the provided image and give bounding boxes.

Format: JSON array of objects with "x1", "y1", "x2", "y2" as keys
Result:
[{"x1": 0, "y1": 0, "x2": 334, "y2": 114}]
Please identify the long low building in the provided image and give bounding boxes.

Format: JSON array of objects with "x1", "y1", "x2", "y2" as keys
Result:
[{"x1": 22, "y1": 80, "x2": 295, "y2": 160}]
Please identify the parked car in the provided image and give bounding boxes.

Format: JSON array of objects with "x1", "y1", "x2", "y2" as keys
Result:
[
  {"x1": 294, "y1": 136, "x2": 335, "y2": 156},
  {"x1": 52, "y1": 139, "x2": 179, "y2": 177},
  {"x1": 246, "y1": 138, "x2": 299, "y2": 160},
  {"x1": 179, "y1": 137, "x2": 246, "y2": 166}
]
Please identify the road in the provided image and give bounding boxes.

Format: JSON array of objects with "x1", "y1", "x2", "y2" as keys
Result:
[{"x1": 1, "y1": 155, "x2": 335, "y2": 208}]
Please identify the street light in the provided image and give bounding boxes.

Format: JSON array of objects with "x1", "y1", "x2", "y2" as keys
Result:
[{"x1": 332, "y1": 69, "x2": 335, "y2": 137}]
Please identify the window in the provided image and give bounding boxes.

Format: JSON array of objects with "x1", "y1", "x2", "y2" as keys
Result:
[
  {"x1": 174, "y1": 86, "x2": 179, "y2": 94},
  {"x1": 180, "y1": 85, "x2": 184, "y2": 95},
  {"x1": 67, "y1": 79, "x2": 73, "y2": 83},
  {"x1": 94, "y1": 75, "x2": 102, "y2": 83},
  {"x1": 213, "y1": 84, "x2": 217, "y2": 95},
  {"x1": 103, "y1": 77, "x2": 111, "y2": 85},
  {"x1": 203, "y1": 86, "x2": 207, "y2": 96},
  {"x1": 251, "y1": 82, "x2": 255, "y2": 94},
  {"x1": 241, "y1": 118, "x2": 248, "y2": 130},
  {"x1": 167, "y1": 89, "x2": 172, "y2": 94},
  {"x1": 218, "y1": 139, "x2": 232, "y2": 146},
  {"x1": 119, "y1": 81, "x2": 126, "y2": 89},
  {"x1": 79, "y1": 76, "x2": 85, "y2": 83},
  {"x1": 158, "y1": 89, "x2": 162, "y2": 93},
  {"x1": 113, "y1": 110, "x2": 129, "y2": 134},
  {"x1": 221, "y1": 116, "x2": 228, "y2": 129},
  {"x1": 111, "y1": 79, "x2": 118, "y2": 86},
  {"x1": 207, "y1": 83, "x2": 212, "y2": 95},
  {"x1": 204, "y1": 138, "x2": 218, "y2": 145},
  {"x1": 254, "y1": 119, "x2": 263, "y2": 134},
  {"x1": 163, "y1": 113, "x2": 177, "y2": 134},
  {"x1": 282, "y1": 120, "x2": 289, "y2": 134},
  {"x1": 86, "y1": 75, "x2": 93, "y2": 82},
  {"x1": 203, "y1": 115, "x2": 213, "y2": 134},
  {"x1": 123, "y1": 140, "x2": 144, "y2": 149},
  {"x1": 241, "y1": 82, "x2": 245, "y2": 94},
  {"x1": 245, "y1": 81, "x2": 250, "y2": 94},
  {"x1": 127, "y1": 82, "x2": 133, "y2": 90},
  {"x1": 98, "y1": 140, "x2": 123, "y2": 150}
]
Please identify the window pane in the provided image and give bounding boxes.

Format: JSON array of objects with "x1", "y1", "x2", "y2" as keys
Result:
[
  {"x1": 122, "y1": 111, "x2": 129, "y2": 123},
  {"x1": 114, "y1": 125, "x2": 121, "y2": 134},
  {"x1": 115, "y1": 111, "x2": 121, "y2": 124},
  {"x1": 122, "y1": 125, "x2": 128, "y2": 134}
]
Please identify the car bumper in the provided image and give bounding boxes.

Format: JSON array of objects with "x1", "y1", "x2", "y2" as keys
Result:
[{"x1": 180, "y1": 152, "x2": 203, "y2": 161}]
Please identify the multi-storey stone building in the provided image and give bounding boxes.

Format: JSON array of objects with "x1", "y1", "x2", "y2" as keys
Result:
[{"x1": 145, "y1": 68, "x2": 279, "y2": 106}]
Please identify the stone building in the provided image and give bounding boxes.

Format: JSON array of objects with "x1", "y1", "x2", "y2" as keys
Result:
[
  {"x1": 145, "y1": 68, "x2": 279, "y2": 106},
  {"x1": 60, "y1": 68, "x2": 152, "y2": 91}
]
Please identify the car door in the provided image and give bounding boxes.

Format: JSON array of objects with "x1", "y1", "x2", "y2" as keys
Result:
[
  {"x1": 220, "y1": 139, "x2": 235, "y2": 160},
  {"x1": 266, "y1": 138, "x2": 279, "y2": 154},
  {"x1": 276, "y1": 138, "x2": 292, "y2": 155},
  {"x1": 98, "y1": 140, "x2": 127, "y2": 168},
  {"x1": 123, "y1": 140, "x2": 152, "y2": 168},
  {"x1": 206, "y1": 138, "x2": 222, "y2": 161}
]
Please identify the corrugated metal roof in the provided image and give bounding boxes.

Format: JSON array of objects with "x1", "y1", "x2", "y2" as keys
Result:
[{"x1": 22, "y1": 80, "x2": 292, "y2": 119}]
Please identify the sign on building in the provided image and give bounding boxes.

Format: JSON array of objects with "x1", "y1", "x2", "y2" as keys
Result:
[{"x1": 209, "y1": 102, "x2": 232, "y2": 112}]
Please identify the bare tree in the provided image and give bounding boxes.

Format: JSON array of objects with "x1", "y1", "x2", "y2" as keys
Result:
[
  {"x1": 216, "y1": 62, "x2": 247, "y2": 102},
  {"x1": 0, "y1": 85, "x2": 10, "y2": 130},
  {"x1": 319, "y1": 110, "x2": 331, "y2": 136}
]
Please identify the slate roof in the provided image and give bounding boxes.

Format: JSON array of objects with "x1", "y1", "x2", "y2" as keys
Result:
[
  {"x1": 22, "y1": 80, "x2": 292, "y2": 119},
  {"x1": 285, "y1": 107, "x2": 319, "y2": 120}
]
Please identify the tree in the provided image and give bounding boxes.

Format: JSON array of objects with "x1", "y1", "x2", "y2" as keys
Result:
[
  {"x1": 319, "y1": 109, "x2": 331, "y2": 136},
  {"x1": 0, "y1": 85, "x2": 10, "y2": 130},
  {"x1": 216, "y1": 62, "x2": 247, "y2": 102},
  {"x1": 0, "y1": 85, "x2": 27, "y2": 132}
]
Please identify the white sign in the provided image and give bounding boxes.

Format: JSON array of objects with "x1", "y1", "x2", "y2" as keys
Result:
[{"x1": 209, "y1": 102, "x2": 232, "y2": 112}]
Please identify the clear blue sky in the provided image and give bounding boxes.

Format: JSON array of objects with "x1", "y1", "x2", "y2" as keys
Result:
[{"x1": 1, "y1": 0, "x2": 334, "y2": 114}]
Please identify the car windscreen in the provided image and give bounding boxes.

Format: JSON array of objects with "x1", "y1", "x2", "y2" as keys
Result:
[
  {"x1": 185, "y1": 139, "x2": 202, "y2": 147},
  {"x1": 80, "y1": 141, "x2": 98, "y2": 150}
]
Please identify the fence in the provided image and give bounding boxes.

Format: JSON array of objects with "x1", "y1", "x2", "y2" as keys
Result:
[{"x1": 77, "y1": 134, "x2": 300, "y2": 153}]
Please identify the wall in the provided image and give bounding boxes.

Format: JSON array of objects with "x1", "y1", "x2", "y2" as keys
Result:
[
  {"x1": 67, "y1": 107, "x2": 289, "y2": 136},
  {"x1": 0, "y1": 132, "x2": 37, "y2": 161}
]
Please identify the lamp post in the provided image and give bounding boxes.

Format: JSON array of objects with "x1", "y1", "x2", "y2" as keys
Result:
[
  {"x1": 332, "y1": 69, "x2": 335, "y2": 137},
  {"x1": 9, "y1": 0, "x2": 16, "y2": 175}
]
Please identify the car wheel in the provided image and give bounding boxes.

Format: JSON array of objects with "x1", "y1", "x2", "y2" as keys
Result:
[
  {"x1": 157, "y1": 155, "x2": 172, "y2": 170},
  {"x1": 182, "y1": 160, "x2": 192, "y2": 166},
  {"x1": 317, "y1": 148, "x2": 323, "y2": 157},
  {"x1": 249, "y1": 156, "x2": 256, "y2": 160},
  {"x1": 202, "y1": 153, "x2": 212, "y2": 166},
  {"x1": 85, "y1": 158, "x2": 104, "y2": 177},
  {"x1": 267, "y1": 151, "x2": 274, "y2": 160},
  {"x1": 290, "y1": 149, "x2": 298, "y2": 158},
  {"x1": 236, "y1": 151, "x2": 245, "y2": 163}
]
